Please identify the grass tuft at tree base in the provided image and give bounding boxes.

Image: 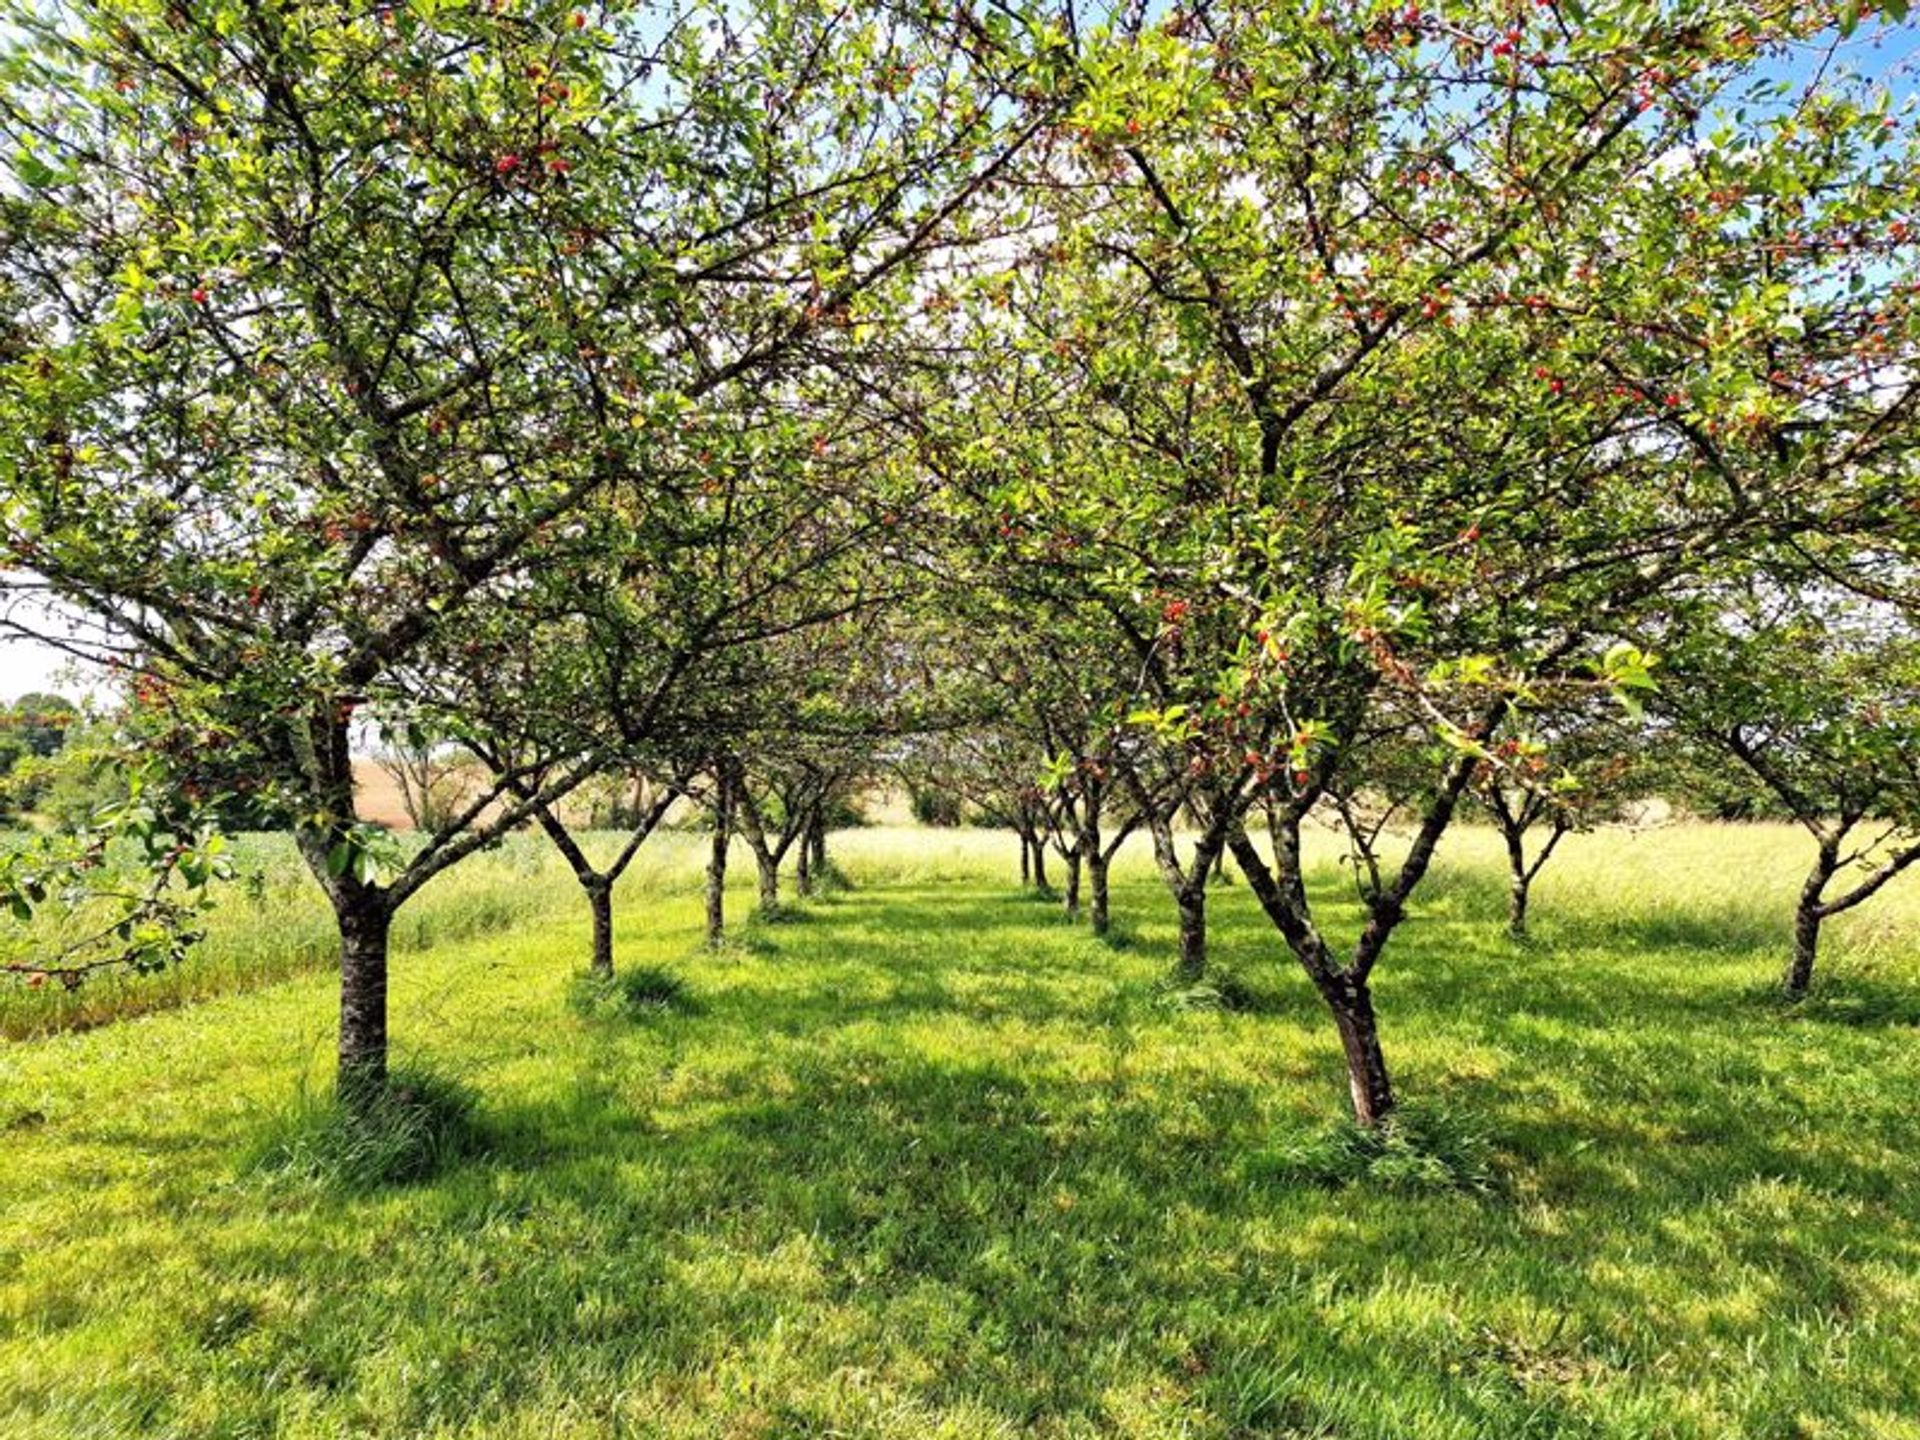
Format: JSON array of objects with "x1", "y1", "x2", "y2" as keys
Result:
[
  {"x1": 1248, "y1": 1100, "x2": 1502, "y2": 1195},
  {"x1": 1746, "y1": 968, "x2": 1920, "y2": 1028},
  {"x1": 807, "y1": 859, "x2": 855, "y2": 896},
  {"x1": 1152, "y1": 968, "x2": 1280, "y2": 1014},
  {"x1": 566, "y1": 964, "x2": 700, "y2": 1020},
  {"x1": 242, "y1": 1063, "x2": 484, "y2": 1190}
]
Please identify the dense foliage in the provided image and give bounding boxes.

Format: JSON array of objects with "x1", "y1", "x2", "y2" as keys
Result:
[{"x1": 3, "y1": 0, "x2": 1917, "y2": 1131}]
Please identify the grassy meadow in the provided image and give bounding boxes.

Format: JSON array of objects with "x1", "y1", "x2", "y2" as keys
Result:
[{"x1": 3, "y1": 822, "x2": 1919, "y2": 1439}]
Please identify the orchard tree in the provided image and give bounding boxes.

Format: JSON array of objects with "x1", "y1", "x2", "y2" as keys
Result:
[
  {"x1": 722, "y1": 605, "x2": 913, "y2": 915},
  {"x1": 897, "y1": 723, "x2": 1063, "y2": 892},
  {"x1": 0, "y1": 0, "x2": 1064, "y2": 1101},
  {"x1": 916, "y1": 1, "x2": 1920, "y2": 1125},
  {"x1": 375, "y1": 731, "x2": 478, "y2": 837},
  {"x1": 396, "y1": 368, "x2": 913, "y2": 976},
  {"x1": 1649, "y1": 574, "x2": 1920, "y2": 998},
  {"x1": 1470, "y1": 703, "x2": 1649, "y2": 940}
]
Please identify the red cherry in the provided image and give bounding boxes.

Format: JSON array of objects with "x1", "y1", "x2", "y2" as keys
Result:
[
  {"x1": 495, "y1": 153, "x2": 521, "y2": 175},
  {"x1": 190, "y1": 287, "x2": 209, "y2": 305}
]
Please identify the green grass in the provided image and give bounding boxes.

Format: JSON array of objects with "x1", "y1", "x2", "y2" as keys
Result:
[
  {"x1": 0, "y1": 830, "x2": 717, "y2": 1040},
  {"x1": 3, "y1": 823, "x2": 1919, "y2": 1439}
]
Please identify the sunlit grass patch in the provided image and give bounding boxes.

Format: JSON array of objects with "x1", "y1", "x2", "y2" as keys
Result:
[{"x1": 2, "y1": 822, "x2": 1918, "y2": 1439}]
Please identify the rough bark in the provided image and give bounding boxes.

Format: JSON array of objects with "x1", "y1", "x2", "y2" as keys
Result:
[
  {"x1": 1019, "y1": 833, "x2": 1031, "y2": 888},
  {"x1": 795, "y1": 832, "x2": 814, "y2": 898},
  {"x1": 1229, "y1": 825, "x2": 1404, "y2": 1127},
  {"x1": 1062, "y1": 850, "x2": 1082, "y2": 920},
  {"x1": 1504, "y1": 828, "x2": 1532, "y2": 941},
  {"x1": 1086, "y1": 849, "x2": 1110, "y2": 936},
  {"x1": 1031, "y1": 838, "x2": 1050, "y2": 893},
  {"x1": 705, "y1": 793, "x2": 732, "y2": 947},
  {"x1": 1174, "y1": 885, "x2": 1206, "y2": 983},
  {"x1": 533, "y1": 804, "x2": 615, "y2": 975},
  {"x1": 336, "y1": 893, "x2": 394, "y2": 1103},
  {"x1": 587, "y1": 879, "x2": 614, "y2": 980},
  {"x1": 755, "y1": 853, "x2": 780, "y2": 914},
  {"x1": 1786, "y1": 842, "x2": 1837, "y2": 999},
  {"x1": 1324, "y1": 976, "x2": 1394, "y2": 1127},
  {"x1": 1135, "y1": 793, "x2": 1235, "y2": 985}
]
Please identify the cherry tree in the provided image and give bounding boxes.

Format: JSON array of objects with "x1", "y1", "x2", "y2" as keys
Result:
[
  {"x1": 1650, "y1": 574, "x2": 1920, "y2": 997},
  {"x1": 0, "y1": 0, "x2": 1061, "y2": 1100},
  {"x1": 924, "y1": 1, "x2": 1920, "y2": 1124}
]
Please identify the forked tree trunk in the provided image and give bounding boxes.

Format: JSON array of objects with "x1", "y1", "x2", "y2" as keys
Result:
[
  {"x1": 1228, "y1": 828, "x2": 1401, "y2": 1128},
  {"x1": 587, "y1": 879, "x2": 614, "y2": 980},
  {"x1": 1085, "y1": 848, "x2": 1111, "y2": 935},
  {"x1": 1174, "y1": 885, "x2": 1206, "y2": 983},
  {"x1": 532, "y1": 804, "x2": 623, "y2": 978},
  {"x1": 1138, "y1": 802, "x2": 1226, "y2": 985},
  {"x1": 336, "y1": 893, "x2": 393, "y2": 1104}
]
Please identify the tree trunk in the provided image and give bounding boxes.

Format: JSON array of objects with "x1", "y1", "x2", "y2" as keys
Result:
[
  {"x1": 337, "y1": 894, "x2": 393, "y2": 1104},
  {"x1": 587, "y1": 879, "x2": 614, "y2": 980},
  {"x1": 756, "y1": 853, "x2": 780, "y2": 915},
  {"x1": 1031, "y1": 839, "x2": 1050, "y2": 893},
  {"x1": 1503, "y1": 829, "x2": 1530, "y2": 940},
  {"x1": 1322, "y1": 977, "x2": 1394, "y2": 1127},
  {"x1": 795, "y1": 834, "x2": 814, "y2": 898},
  {"x1": 1019, "y1": 833, "x2": 1031, "y2": 888},
  {"x1": 1785, "y1": 846, "x2": 1836, "y2": 999},
  {"x1": 1062, "y1": 851, "x2": 1082, "y2": 920},
  {"x1": 1507, "y1": 875, "x2": 1531, "y2": 941},
  {"x1": 1787, "y1": 905, "x2": 1821, "y2": 999},
  {"x1": 1174, "y1": 885, "x2": 1206, "y2": 983},
  {"x1": 1087, "y1": 850, "x2": 1110, "y2": 936},
  {"x1": 1209, "y1": 846, "x2": 1229, "y2": 886},
  {"x1": 705, "y1": 806, "x2": 730, "y2": 948},
  {"x1": 808, "y1": 811, "x2": 827, "y2": 874}
]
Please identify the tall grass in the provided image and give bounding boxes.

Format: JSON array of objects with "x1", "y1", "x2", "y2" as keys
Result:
[
  {"x1": 5, "y1": 819, "x2": 1907, "y2": 1039},
  {"x1": 0, "y1": 829, "x2": 718, "y2": 1039}
]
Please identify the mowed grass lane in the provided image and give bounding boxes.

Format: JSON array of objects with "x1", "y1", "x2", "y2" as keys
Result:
[{"x1": 2, "y1": 825, "x2": 1918, "y2": 1439}]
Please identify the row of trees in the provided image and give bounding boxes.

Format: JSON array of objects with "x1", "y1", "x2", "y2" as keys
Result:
[{"x1": 2, "y1": 0, "x2": 1916, "y2": 1130}]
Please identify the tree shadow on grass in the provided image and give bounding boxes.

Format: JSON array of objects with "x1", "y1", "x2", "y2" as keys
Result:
[
  {"x1": 1754, "y1": 973, "x2": 1920, "y2": 1029},
  {"x1": 21, "y1": 871, "x2": 1920, "y2": 1439}
]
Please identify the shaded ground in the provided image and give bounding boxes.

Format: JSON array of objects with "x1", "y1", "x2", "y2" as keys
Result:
[{"x1": 3, "y1": 829, "x2": 1918, "y2": 1439}]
